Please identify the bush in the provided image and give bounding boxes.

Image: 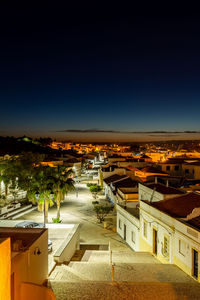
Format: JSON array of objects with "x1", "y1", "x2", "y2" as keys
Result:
[
  {"x1": 88, "y1": 184, "x2": 102, "y2": 199},
  {"x1": 52, "y1": 217, "x2": 62, "y2": 223},
  {"x1": 92, "y1": 200, "x2": 99, "y2": 205},
  {"x1": 87, "y1": 183, "x2": 94, "y2": 187},
  {"x1": 93, "y1": 205, "x2": 113, "y2": 223}
]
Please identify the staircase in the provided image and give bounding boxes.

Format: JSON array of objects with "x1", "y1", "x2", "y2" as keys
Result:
[
  {"x1": 48, "y1": 250, "x2": 200, "y2": 300},
  {"x1": 0, "y1": 204, "x2": 36, "y2": 220}
]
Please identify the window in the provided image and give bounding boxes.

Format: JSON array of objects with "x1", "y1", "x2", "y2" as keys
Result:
[
  {"x1": 185, "y1": 169, "x2": 189, "y2": 174},
  {"x1": 166, "y1": 166, "x2": 170, "y2": 171},
  {"x1": 174, "y1": 165, "x2": 179, "y2": 171},
  {"x1": 163, "y1": 236, "x2": 169, "y2": 256},
  {"x1": 143, "y1": 221, "x2": 147, "y2": 238},
  {"x1": 131, "y1": 231, "x2": 136, "y2": 243},
  {"x1": 119, "y1": 219, "x2": 122, "y2": 229},
  {"x1": 179, "y1": 239, "x2": 186, "y2": 256}
]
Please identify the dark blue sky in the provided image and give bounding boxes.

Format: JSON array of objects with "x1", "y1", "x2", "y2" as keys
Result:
[{"x1": 1, "y1": 9, "x2": 200, "y2": 141}]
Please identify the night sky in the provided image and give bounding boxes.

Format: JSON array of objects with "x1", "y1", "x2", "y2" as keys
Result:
[{"x1": 1, "y1": 8, "x2": 200, "y2": 141}]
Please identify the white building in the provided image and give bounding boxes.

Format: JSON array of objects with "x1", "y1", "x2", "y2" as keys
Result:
[{"x1": 117, "y1": 182, "x2": 200, "y2": 281}]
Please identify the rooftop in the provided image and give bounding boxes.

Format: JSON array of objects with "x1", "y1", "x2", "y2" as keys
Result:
[
  {"x1": 187, "y1": 215, "x2": 200, "y2": 230},
  {"x1": 112, "y1": 177, "x2": 139, "y2": 189},
  {"x1": 103, "y1": 174, "x2": 127, "y2": 185},
  {"x1": 118, "y1": 187, "x2": 138, "y2": 194},
  {"x1": 148, "y1": 192, "x2": 200, "y2": 218},
  {"x1": 141, "y1": 166, "x2": 168, "y2": 175},
  {"x1": 0, "y1": 227, "x2": 46, "y2": 251},
  {"x1": 118, "y1": 204, "x2": 140, "y2": 219},
  {"x1": 146, "y1": 183, "x2": 185, "y2": 195},
  {"x1": 184, "y1": 161, "x2": 200, "y2": 166}
]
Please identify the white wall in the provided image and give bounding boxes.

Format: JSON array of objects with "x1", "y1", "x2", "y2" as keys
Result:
[
  {"x1": 140, "y1": 201, "x2": 174, "y2": 263},
  {"x1": 117, "y1": 205, "x2": 140, "y2": 251},
  {"x1": 139, "y1": 184, "x2": 165, "y2": 202},
  {"x1": 54, "y1": 224, "x2": 80, "y2": 263}
]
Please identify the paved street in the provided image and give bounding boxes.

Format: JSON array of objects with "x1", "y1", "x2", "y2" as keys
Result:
[{"x1": 19, "y1": 183, "x2": 131, "y2": 251}]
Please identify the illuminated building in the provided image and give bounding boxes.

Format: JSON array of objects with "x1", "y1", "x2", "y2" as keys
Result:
[{"x1": 0, "y1": 227, "x2": 55, "y2": 300}]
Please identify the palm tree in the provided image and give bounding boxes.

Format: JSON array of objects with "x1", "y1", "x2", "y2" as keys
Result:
[
  {"x1": 52, "y1": 166, "x2": 75, "y2": 220},
  {"x1": 27, "y1": 166, "x2": 55, "y2": 225}
]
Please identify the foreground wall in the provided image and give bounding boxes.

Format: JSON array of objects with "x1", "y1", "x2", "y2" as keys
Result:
[{"x1": 0, "y1": 238, "x2": 11, "y2": 300}]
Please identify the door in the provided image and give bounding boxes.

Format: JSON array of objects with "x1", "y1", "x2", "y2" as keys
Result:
[
  {"x1": 124, "y1": 224, "x2": 126, "y2": 241},
  {"x1": 153, "y1": 229, "x2": 158, "y2": 255},
  {"x1": 193, "y1": 249, "x2": 198, "y2": 279}
]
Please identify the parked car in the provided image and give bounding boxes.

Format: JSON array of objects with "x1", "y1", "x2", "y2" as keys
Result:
[
  {"x1": 15, "y1": 221, "x2": 53, "y2": 252},
  {"x1": 15, "y1": 221, "x2": 43, "y2": 228}
]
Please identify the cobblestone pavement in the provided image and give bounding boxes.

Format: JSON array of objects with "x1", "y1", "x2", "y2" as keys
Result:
[{"x1": 49, "y1": 281, "x2": 200, "y2": 300}]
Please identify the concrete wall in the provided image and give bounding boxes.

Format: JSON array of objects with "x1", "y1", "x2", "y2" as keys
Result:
[
  {"x1": 102, "y1": 168, "x2": 126, "y2": 179},
  {"x1": 117, "y1": 205, "x2": 140, "y2": 251},
  {"x1": 116, "y1": 189, "x2": 138, "y2": 206},
  {"x1": 11, "y1": 230, "x2": 48, "y2": 300},
  {"x1": 28, "y1": 229, "x2": 48, "y2": 284},
  {"x1": 0, "y1": 238, "x2": 11, "y2": 300},
  {"x1": 139, "y1": 183, "x2": 182, "y2": 203},
  {"x1": 54, "y1": 224, "x2": 80, "y2": 263},
  {"x1": 139, "y1": 184, "x2": 165, "y2": 202},
  {"x1": 160, "y1": 163, "x2": 183, "y2": 176},
  {"x1": 182, "y1": 164, "x2": 200, "y2": 180}
]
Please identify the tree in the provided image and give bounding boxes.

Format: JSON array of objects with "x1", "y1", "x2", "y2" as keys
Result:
[
  {"x1": 93, "y1": 204, "x2": 113, "y2": 223},
  {"x1": 88, "y1": 184, "x2": 102, "y2": 199},
  {"x1": 27, "y1": 166, "x2": 55, "y2": 225},
  {"x1": 0, "y1": 153, "x2": 44, "y2": 205},
  {"x1": 0, "y1": 158, "x2": 21, "y2": 202},
  {"x1": 51, "y1": 166, "x2": 75, "y2": 220}
]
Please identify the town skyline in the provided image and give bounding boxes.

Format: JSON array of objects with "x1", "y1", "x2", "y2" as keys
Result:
[{"x1": 1, "y1": 130, "x2": 200, "y2": 142}]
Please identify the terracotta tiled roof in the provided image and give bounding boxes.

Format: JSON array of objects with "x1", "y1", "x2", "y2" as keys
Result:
[
  {"x1": 187, "y1": 215, "x2": 200, "y2": 229},
  {"x1": 112, "y1": 177, "x2": 138, "y2": 188},
  {"x1": 141, "y1": 166, "x2": 168, "y2": 174},
  {"x1": 103, "y1": 174, "x2": 127, "y2": 185},
  {"x1": 147, "y1": 183, "x2": 185, "y2": 195},
  {"x1": 160, "y1": 159, "x2": 185, "y2": 165},
  {"x1": 150, "y1": 192, "x2": 200, "y2": 218},
  {"x1": 127, "y1": 165, "x2": 140, "y2": 172},
  {"x1": 184, "y1": 162, "x2": 200, "y2": 166}
]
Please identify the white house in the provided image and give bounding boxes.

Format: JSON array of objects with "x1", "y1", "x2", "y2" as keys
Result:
[{"x1": 117, "y1": 182, "x2": 200, "y2": 281}]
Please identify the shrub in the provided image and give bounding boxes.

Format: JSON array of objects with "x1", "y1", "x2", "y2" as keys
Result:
[
  {"x1": 52, "y1": 217, "x2": 62, "y2": 223},
  {"x1": 93, "y1": 205, "x2": 113, "y2": 223}
]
